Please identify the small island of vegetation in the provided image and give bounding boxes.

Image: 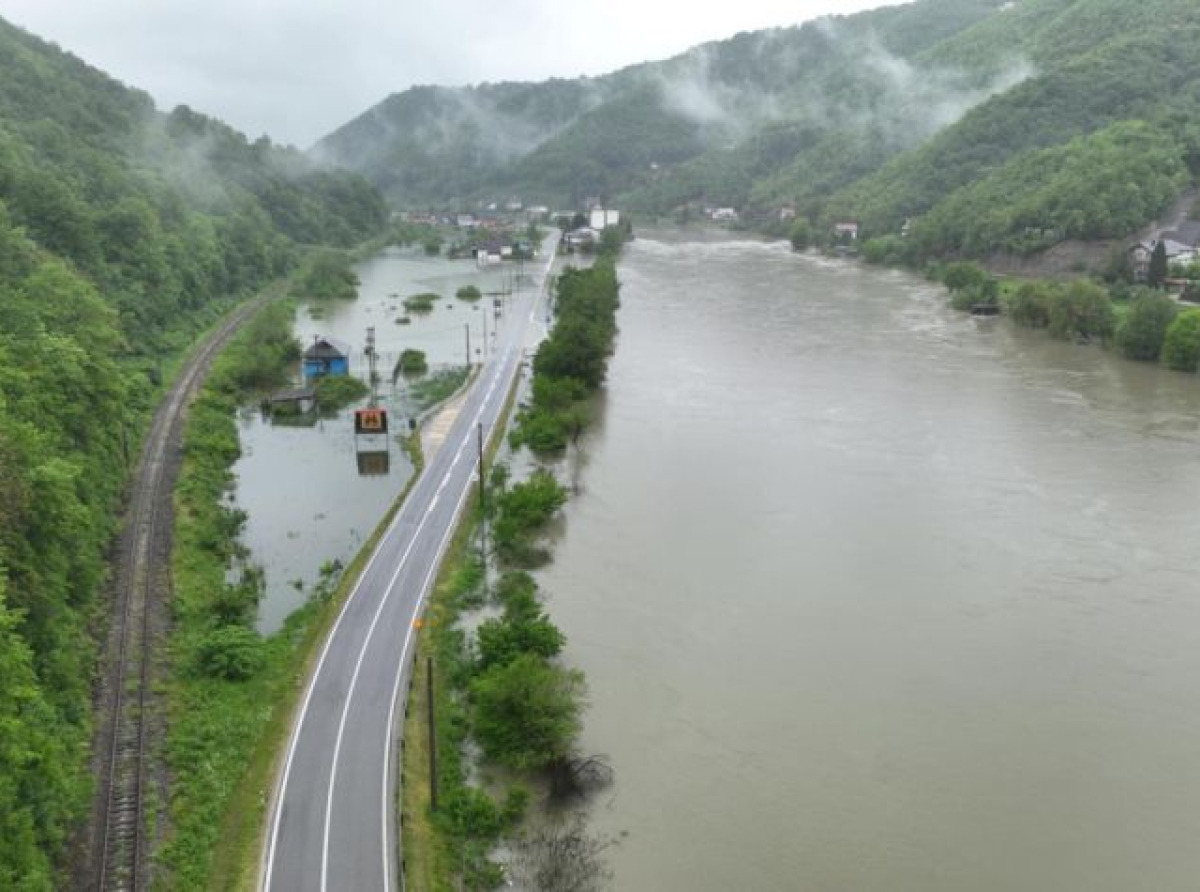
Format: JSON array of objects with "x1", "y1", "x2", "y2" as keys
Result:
[{"x1": 403, "y1": 292, "x2": 439, "y2": 313}]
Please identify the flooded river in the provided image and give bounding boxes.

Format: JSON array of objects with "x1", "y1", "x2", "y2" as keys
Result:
[{"x1": 539, "y1": 233, "x2": 1200, "y2": 891}]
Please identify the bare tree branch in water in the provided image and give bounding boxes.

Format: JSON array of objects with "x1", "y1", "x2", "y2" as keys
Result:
[
  {"x1": 510, "y1": 812, "x2": 618, "y2": 892},
  {"x1": 549, "y1": 754, "x2": 614, "y2": 802}
]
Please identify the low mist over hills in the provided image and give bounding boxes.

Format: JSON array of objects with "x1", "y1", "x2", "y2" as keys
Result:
[
  {"x1": 314, "y1": 0, "x2": 1007, "y2": 208},
  {"x1": 317, "y1": 0, "x2": 1200, "y2": 263}
]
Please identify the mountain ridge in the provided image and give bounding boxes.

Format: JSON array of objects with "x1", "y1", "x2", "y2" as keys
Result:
[{"x1": 316, "y1": 0, "x2": 1200, "y2": 267}]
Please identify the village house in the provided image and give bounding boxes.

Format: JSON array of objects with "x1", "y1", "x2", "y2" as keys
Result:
[
  {"x1": 1130, "y1": 236, "x2": 1199, "y2": 281},
  {"x1": 834, "y1": 220, "x2": 860, "y2": 241},
  {"x1": 473, "y1": 239, "x2": 513, "y2": 266},
  {"x1": 303, "y1": 336, "x2": 350, "y2": 378},
  {"x1": 1160, "y1": 220, "x2": 1200, "y2": 253},
  {"x1": 779, "y1": 205, "x2": 797, "y2": 222},
  {"x1": 590, "y1": 208, "x2": 621, "y2": 229},
  {"x1": 564, "y1": 227, "x2": 599, "y2": 249},
  {"x1": 268, "y1": 385, "x2": 316, "y2": 415},
  {"x1": 403, "y1": 211, "x2": 438, "y2": 225},
  {"x1": 710, "y1": 207, "x2": 739, "y2": 222}
]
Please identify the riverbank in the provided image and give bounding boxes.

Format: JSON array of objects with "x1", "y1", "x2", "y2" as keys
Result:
[
  {"x1": 929, "y1": 258, "x2": 1200, "y2": 372},
  {"x1": 399, "y1": 240, "x2": 624, "y2": 890}
]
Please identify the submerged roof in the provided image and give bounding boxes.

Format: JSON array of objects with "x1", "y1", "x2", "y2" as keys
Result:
[{"x1": 270, "y1": 386, "x2": 316, "y2": 403}]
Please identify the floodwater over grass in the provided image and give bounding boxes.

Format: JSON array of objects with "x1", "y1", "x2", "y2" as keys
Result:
[{"x1": 235, "y1": 246, "x2": 515, "y2": 632}]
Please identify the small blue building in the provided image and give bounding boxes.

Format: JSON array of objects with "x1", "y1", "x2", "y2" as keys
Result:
[{"x1": 303, "y1": 336, "x2": 349, "y2": 378}]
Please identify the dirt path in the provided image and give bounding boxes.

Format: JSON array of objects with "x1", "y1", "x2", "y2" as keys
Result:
[{"x1": 420, "y1": 385, "x2": 474, "y2": 460}]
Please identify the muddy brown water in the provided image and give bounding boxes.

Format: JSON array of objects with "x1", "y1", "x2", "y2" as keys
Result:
[{"x1": 537, "y1": 232, "x2": 1200, "y2": 891}]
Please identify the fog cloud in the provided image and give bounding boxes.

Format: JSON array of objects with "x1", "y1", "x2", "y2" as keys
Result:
[{"x1": 0, "y1": 0, "x2": 901, "y2": 146}]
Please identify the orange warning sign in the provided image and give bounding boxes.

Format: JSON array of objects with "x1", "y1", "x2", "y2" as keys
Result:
[{"x1": 354, "y1": 407, "x2": 388, "y2": 434}]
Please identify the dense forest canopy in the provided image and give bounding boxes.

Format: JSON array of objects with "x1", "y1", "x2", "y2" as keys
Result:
[
  {"x1": 314, "y1": 0, "x2": 1017, "y2": 209},
  {"x1": 319, "y1": 0, "x2": 1200, "y2": 265},
  {"x1": 0, "y1": 14, "x2": 386, "y2": 885}
]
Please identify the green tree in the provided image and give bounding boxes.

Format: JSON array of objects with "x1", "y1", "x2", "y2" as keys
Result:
[
  {"x1": 1162, "y1": 308, "x2": 1200, "y2": 372},
  {"x1": 293, "y1": 250, "x2": 359, "y2": 300},
  {"x1": 472, "y1": 653, "x2": 585, "y2": 771},
  {"x1": 1046, "y1": 280, "x2": 1114, "y2": 342},
  {"x1": 456, "y1": 285, "x2": 482, "y2": 301},
  {"x1": 597, "y1": 226, "x2": 625, "y2": 257},
  {"x1": 789, "y1": 218, "x2": 811, "y2": 251},
  {"x1": 1148, "y1": 239, "x2": 1169, "y2": 289},
  {"x1": 475, "y1": 585, "x2": 565, "y2": 671},
  {"x1": 1005, "y1": 281, "x2": 1055, "y2": 329},
  {"x1": 398, "y1": 348, "x2": 428, "y2": 375},
  {"x1": 942, "y1": 261, "x2": 997, "y2": 311},
  {"x1": 1116, "y1": 290, "x2": 1178, "y2": 360},
  {"x1": 0, "y1": 574, "x2": 78, "y2": 888},
  {"x1": 492, "y1": 470, "x2": 568, "y2": 565},
  {"x1": 942, "y1": 261, "x2": 988, "y2": 294},
  {"x1": 193, "y1": 626, "x2": 266, "y2": 681},
  {"x1": 403, "y1": 292, "x2": 437, "y2": 313}
]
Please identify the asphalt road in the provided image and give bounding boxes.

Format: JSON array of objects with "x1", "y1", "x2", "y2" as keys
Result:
[{"x1": 263, "y1": 235, "x2": 559, "y2": 892}]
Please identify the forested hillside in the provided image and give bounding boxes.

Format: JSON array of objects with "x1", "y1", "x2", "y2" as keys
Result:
[
  {"x1": 319, "y1": 0, "x2": 1200, "y2": 267},
  {"x1": 824, "y1": 0, "x2": 1200, "y2": 261},
  {"x1": 315, "y1": 0, "x2": 1008, "y2": 207},
  {"x1": 0, "y1": 15, "x2": 385, "y2": 886}
]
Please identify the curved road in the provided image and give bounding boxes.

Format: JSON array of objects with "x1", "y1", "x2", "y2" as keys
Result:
[{"x1": 263, "y1": 235, "x2": 559, "y2": 891}]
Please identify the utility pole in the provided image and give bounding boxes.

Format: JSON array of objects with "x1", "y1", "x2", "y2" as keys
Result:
[
  {"x1": 481, "y1": 307, "x2": 488, "y2": 358},
  {"x1": 464, "y1": 322, "x2": 471, "y2": 366},
  {"x1": 364, "y1": 325, "x2": 377, "y2": 401}
]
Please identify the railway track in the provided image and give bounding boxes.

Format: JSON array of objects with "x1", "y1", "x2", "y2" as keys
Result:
[{"x1": 92, "y1": 297, "x2": 269, "y2": 891}]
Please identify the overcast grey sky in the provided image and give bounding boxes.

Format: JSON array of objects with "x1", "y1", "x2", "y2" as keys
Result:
[{"x1": 0, "y1": 0, "x2": 900, "y2": 147}]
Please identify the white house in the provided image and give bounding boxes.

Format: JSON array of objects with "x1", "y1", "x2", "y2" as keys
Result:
[
  {"x1": 1130, "y1": 238, "x2": 1198, "y2": 281},
  {"x1": 590, "y1": 208, "x2": 621, "y2": 230}
]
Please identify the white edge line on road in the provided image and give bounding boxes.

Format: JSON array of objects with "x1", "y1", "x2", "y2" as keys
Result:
[
  {"x1": 266, "y1": 238, "x2": 557, "y2": 891},
  {"x1": 325, "y1": 326, "x2": 516, "y2": 890},
  {"x1": 320, "y1": 427, "x2": 476, "y2": 892},
  {"x1": 263, "y1": 464, "x2": 435, "y2": 889},
  {"x1": 376, "y1": 319, "x2": 523, "y2": 888},
  {"x1": 382, "y1": 241, "x2": 554, "y2": 886},
  {"x1": 265, "y1": 388, "x2": 479, "y2": 889},
  {"x1": 380, "y1": 422, "x2": 482, "y2": 891}
]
